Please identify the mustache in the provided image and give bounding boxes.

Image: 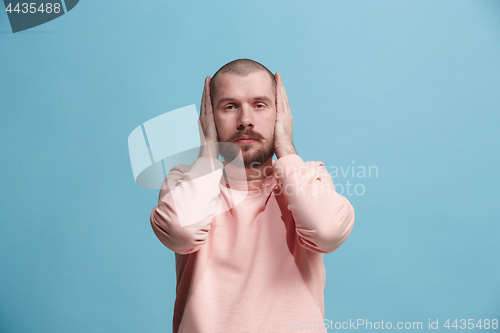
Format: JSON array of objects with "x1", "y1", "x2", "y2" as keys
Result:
[{"x1": 229, "y1": 129, "x2": 265, "y2": 142}]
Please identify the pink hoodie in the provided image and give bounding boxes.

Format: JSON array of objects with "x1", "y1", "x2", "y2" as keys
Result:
[{"x1": 150, "y1": 154, "x2": 355, "y2": 333}]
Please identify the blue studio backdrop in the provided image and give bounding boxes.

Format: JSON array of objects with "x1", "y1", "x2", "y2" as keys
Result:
[{"x1": 1, "y1": 0, "x2": 499, "y2": 332}]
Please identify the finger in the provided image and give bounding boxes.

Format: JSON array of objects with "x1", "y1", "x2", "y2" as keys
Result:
[
  {"x1": 205, "y1": 76, "x2": 213, "y2": 114},
  {"x1": 198, "y1": 118, "x2": 207, "y2": 145},
  {"x1": 277, "y1": 73, "x2": 289, "y2": 114},
  {"x1": 281, "y1": 78, "x2": 291, "y2": 114},
  {"x1": 275, "y1": 72, "x2": 283, "y2": 114},
  {"x1": 201, "y1": 77, "x2": 207, "y2": 117}
]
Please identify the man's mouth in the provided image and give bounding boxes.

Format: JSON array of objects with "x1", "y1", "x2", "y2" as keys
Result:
[
  {"x1": 236, "y1": 138, "x2": 257, "y2": 144},
  {"x1": 233, "y1": 131, "x2": 263, "y2": 144}
]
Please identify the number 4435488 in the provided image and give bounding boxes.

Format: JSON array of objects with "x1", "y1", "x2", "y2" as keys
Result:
[
  {"x1": 5, "y1": 3, "x2": 62, "y2": 14},
  {"x1": 444, "y1": 319, "x2": 498, "y2": 330}
]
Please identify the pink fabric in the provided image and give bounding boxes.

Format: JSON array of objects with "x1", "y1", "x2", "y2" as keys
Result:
[{"x1": 150, "y1": 154, "x2": 355, "y2": 333}]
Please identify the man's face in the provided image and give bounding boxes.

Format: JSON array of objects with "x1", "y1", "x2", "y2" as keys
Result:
[{"x1": 212, "y1": 71, "x2": 276, "y2": 168}]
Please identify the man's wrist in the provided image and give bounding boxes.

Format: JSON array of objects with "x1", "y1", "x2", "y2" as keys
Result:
[
  {"x1": 275, "y1": 143, "x2": 297, "y2": 159},
  {"x1": 198, "y1": 142, "x2": 220, "y2": 159}
]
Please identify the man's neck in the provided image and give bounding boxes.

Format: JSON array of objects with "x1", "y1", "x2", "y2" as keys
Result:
[
  {"x1": 244, "y1": 158, "x2": 274, "y2": 181},
  {"x1": 223, "y1": 158, "x2": 274, "y2": 181}
]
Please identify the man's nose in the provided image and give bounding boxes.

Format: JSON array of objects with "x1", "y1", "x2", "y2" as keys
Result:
[{"x1": 237, "y1": 104, "x2": 254, "y2": 129}]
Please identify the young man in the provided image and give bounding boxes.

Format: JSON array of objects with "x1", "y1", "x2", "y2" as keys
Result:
[{"x1": 150, "y1": 59, "x2": 355, "y2": 333}]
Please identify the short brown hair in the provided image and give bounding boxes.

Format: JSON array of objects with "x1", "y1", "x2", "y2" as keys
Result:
[{"x1": 210, "y1": 58, "x2": 276, "y2": 103}]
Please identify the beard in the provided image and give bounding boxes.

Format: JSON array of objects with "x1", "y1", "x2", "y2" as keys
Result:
[
  {"x1": 219, "y1": 131, "x2": 275, "y2": 169},
  {"x1": 241, "y1": 137, "x2": 275, "y2": 168}
]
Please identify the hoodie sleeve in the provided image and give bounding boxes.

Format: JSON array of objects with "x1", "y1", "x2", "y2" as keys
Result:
[
  {"x1": 273, "y1": 154, "x2": 355, "y2": 254},
  {"x1": 150, "y1": 157, "x2": 224, "y2": 254}
]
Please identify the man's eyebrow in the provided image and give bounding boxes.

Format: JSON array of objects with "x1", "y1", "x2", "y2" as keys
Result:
[
  {"x1": 217, "y1": 98, "x2": 236, "y2": 107},
  {"x1": 253, "y1": 96, "x2": 273, "y2": 103},
  {"x1": 217, "y1": 96, "x2": 273, "y2": 107}
]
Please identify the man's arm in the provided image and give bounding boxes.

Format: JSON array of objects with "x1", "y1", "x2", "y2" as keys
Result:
[
  {"x1": 150, "y1": 76, "x2": 222, "y2": 254},
  {"x1": 274, "y1": 154, "x2": 355, "y2": 253},
  {"x1": 272, "y1": 73, "x2": 354, "y2": 253},
  {"x1": 150, "y1": 156, "x2": 223, "y2": 254}
]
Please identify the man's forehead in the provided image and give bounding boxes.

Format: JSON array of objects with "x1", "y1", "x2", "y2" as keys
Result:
[{"x1": 214, "y1": 71, "x2": 275, "y2": 99}]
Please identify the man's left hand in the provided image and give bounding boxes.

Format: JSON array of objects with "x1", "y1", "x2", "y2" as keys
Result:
[{"x1": 274, "y1": 72, "x2": 297, "y2": 159}]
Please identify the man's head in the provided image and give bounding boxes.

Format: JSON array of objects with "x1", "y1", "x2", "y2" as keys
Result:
[
  {"x1": 210, "y1": 59, "x2": 277, "y2": 169},
  {"x1": 210, "y1": 59, "x2": 276, "y2": 103}
]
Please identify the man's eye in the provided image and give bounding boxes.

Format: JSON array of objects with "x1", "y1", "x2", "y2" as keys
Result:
[
  {"x1": 225, "y1": 105, "x2": 235, "y2": 110},
  {"x1": 255, "y1": 104, "x2": 265, "y2": 109}
]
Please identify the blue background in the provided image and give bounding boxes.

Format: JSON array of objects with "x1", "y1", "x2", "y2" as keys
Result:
[{"x1": 1, "y1": 0, "x2": 499, "y2": 332}]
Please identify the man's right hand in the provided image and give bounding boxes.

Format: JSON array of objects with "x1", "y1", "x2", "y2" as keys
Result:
[{"x1": 198, "y1": 76, "x2": 219, "y2": 159}]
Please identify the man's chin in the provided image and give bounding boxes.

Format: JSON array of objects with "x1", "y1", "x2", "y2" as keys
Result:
[
  {"x1": 219, "y1": 141, "x2": 274, "y2": 169},
  {"x1": 242, "y1": 149, "x2": 275, "y2": 169}
]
